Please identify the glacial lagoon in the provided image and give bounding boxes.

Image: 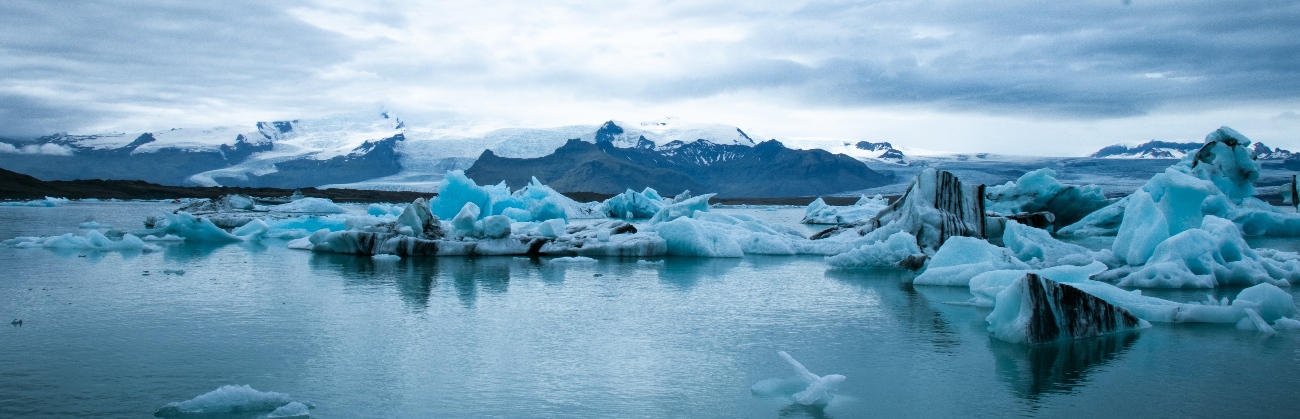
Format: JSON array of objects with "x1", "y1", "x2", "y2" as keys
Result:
[{"x1": 2, "y1": 201, "x2": 1298, "y2": 418}]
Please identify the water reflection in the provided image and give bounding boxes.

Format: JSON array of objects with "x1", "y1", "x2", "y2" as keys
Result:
[
  {"x1": 824, "y1": 269, "x2": 961, "y2": 353},
  {"x1": 656, "y1": 257, "x2": 743, "y2": 289},
  {"x1": 308, "y1": 252, "x2": 439, "y2": 309},
  {"x1": 778, "y1": 402, "x2": 835, "y2": 419},
  {"x1": 989, "y1": 332, "x2": 1140, "y2": 400}
]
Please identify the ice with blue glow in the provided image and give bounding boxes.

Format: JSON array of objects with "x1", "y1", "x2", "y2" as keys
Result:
[
  {"x1": 0, "y1": 197, "x2": 66, "y2": 207},
  {"x1": 3, "y1": 230, "x2": 159, "y2": 252},
  {"x1": 430, "y1": 171, "x2": 601, "y2": 222},
  {"x1": 1062, "y1": 127, "x2": 1300, "y2": 237}
]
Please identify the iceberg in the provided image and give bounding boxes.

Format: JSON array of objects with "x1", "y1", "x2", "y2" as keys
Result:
[
  {"x1": 986, "y1": 273, "x2": 1148, "y2": 345},
  {"x1": 136, "y1": 212, "x2": 243, "y2": 242},
  {"x1": 1062, "y1": 127, "x2": 1300, "y2": 237},
  {"x1": 1109, "y1": 216, "x2": 1299, "y2": 288},
  {"x1": 913, "y1": 236, "x2": 1030, "y2": 286},
  {"x1": 4, "y1": 230, "x2": 159, "y2": 252},
  {"x1": 430, "y1": 171, "x2": 602, "y2": 222},
  {"x1": 0, "y1": 197, "x2": 64, "y2": 207},
  {"x1": 605, "y1": 187, "x2": 668, "y2": 219},
  {"x1": 826, "y1": 231, "x2": 924, "y2": 269},
  {"x1": 985, "y1": 168, "x2": 1113, "y2": 229},
  {"x1": 175, "y1": 194, "x2": 256, "y2": 214},
  {"x1": 801, "y1": 195, "x2": 889, "y2": 225},
  {"x1": 811, "y1": 169, "x2": 986, "y2": 253},
  {"x1": 154, "y1": 384, "x2": 311, "y2": 417},
  {"x1": 266, "y1": 197, "x2": 346, "y2": 214}
]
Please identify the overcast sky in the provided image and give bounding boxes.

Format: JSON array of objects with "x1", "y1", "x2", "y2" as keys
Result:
[{"x1": 1, "y1": 0, "x2": 1297, "y2": 155}]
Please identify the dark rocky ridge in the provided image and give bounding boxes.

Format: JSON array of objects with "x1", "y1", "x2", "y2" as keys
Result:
[
  {"x1": 0, "y1": 167, "x2": 428, "y2": 203},
  {"x1": 465, "y1": 139, "x2": 892, "y2": 198}
]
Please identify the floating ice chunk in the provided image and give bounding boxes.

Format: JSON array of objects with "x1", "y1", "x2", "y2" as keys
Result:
[
  {"x1": 968, "y1": 262, "x2": 1109, "y2": 307},
  {"x1": 1193, "y1": 126, "x2": 1259, "y2": 202},
  {"x1": 655, "y1": 216, "x2": 743, "y2": 257},
  {"x1": 537, "y1": 218, "x2": 566, "y2": 238},
  {"x1": 176, "y1": 194, "x2": 255, "y2": 213},
  {"x1": 913, "y1": 236, "x2": 1030, "y2": 286},
  {"x1": 367, "y1": 203, "x2": 404, "y2": 216},
  {"x1": 826, "y1": 231, "x2": 923, "y2": 269},
  {"x1": 431, "y1": 171, "x2": 600, "y2": 222},
  {"x1": 502, "y1": 207, "x2": 532, "y2": 222},
  {"x1": 267, "y1": 197, "x2": 346, "y2": 214},
  {"x1": 232, "y1": 219, "x2": 269, "y2": 241},
  {"x1": 452, "y1": 202, "x2": 481, "y2": 233},
  {"x1": 78, "y1": 221, "x2": 111, "y2": 229},
  {"x1": 605, "y1": 188, "x2": 667, "y2": 219},
  {"x1": 4, "y1": 230, "x2": 159, "y2": 252},
  {"x1": 987, "y1": 273, "x2": 1148, "y2": 345},
  {"x1": 802, "y1": 195, "x2": 888, "y2": 225},
  {"x1": 985, "y1": 168, "x2": 1112, "y2": 229},
  {"x1": 1233, "y1": 282, "x2": 1297, "y2": 320},
  {"x1": 1063, "y1": 127, "x2": 1300, "y2": 237},
  {"x1": 1236, "y1": 308, "x2": 1276, "y2": 334},
  {"x1": 142, "y1": 234, "x2": 185, "y2": 241},
  {"x1": 777, "y1": 351, "x2": 845, "y2": 405},
  {"x1": 1112, "y1": 189, "x2": 1169, "y2": 266},
  {"x1": 139, "y1": 212, "x2": 242, "y2": 242},
  {"x1": 1273, "y1": 317, "x2": 1300, "y2": 331},
  {"x1": 481, "y1": 215, "x2": 512, "y2": 238},
  {"x1": 1116, "y1": 216, "x2": 1297, "y2": 288},
  {"x1": 0, "y1": 197, "x2": 62, "y2": 207},
  {"x1": 153, "y1": 384, "x2": 307, "y2": 417},
  {"x1": 267, "y1": 401, "x2": 311, "y2": 418},
  {"x1": 812, "y1": 169, "x2": 985, "y2": 253},
  {"x1": 372, "y1": 254, "x2": 401, "y2": 261},
  {"x1": 1001, "y1": 220, "x2": 1095, "y2": 267},
  {"x1": 648, "y1": 194, "x2": 715, "y2": 224},
  {"x1": 550, "y1": 256, "x2": 597, "y2": 263}
]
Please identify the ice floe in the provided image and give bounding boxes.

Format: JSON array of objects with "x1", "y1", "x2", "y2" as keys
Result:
[
  {"x1": 3, "y1": 230, "x2": 159, "y2": 252},
  {"x1": 0, "y1": 197, "x2": 66, "y2": 207},
  {"x1": 154, "y1": 384, "x2": 311, "y2": 417}
]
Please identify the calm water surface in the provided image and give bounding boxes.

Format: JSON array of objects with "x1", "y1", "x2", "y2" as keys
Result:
[{"x1": 1, "y1": 202, "x2": 1298, "y2": 418}]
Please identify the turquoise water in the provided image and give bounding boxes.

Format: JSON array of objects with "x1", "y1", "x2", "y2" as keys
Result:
[{"x1": 1, "y1": 202, "x2": 1298, "y2": 418}]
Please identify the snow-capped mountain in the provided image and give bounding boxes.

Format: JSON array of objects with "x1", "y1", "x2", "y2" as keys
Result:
[
  {"x1": 1091, "y1": 139, "x2": 1295, "y2": 160},
  {"x1": 584, "y1": 118, "x2": 757, "y2": 149},
  {"x1": 1251, "y1": 142, "x2": 1296, "y2": 160},
  {"x1": 465, "y1": 138, "x2": 893, "y2": 198},
  {"x1": 776, "y1": 138, "x2": 909, "y2": 165},
  {"x1": 0, "y1": 111, "x2": 405, "y2": 188}
]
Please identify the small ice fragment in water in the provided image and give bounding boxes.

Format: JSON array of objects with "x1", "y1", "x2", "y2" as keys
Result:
[
  {"x1": 267, "y1": 401, "x2": 311, "y2": 418},
  {"x1": 372, "y1": 254, "x2": 401, "y2": 261},
  {"x1": 154, "y1": 384, "x2": 306, "y2": 417},
  {"x1": 162, "y1": 270, "x2": 185, "y2": 276},
  {"x1": 549, "y1": 256, "x2": 597, "y2": 263},
  {"x1": 777, "y1": 351, "x2": 845, "y2": 405}
]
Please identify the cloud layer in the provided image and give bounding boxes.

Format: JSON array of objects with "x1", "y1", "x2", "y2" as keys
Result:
[{"x1": 2, "y1": 0, "x2": 1297, "y2": 153}]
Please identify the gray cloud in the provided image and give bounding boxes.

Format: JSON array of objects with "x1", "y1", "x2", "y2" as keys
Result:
[{"x1": 2, "y1": 0, "x2": 1298, "y2": 140}]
